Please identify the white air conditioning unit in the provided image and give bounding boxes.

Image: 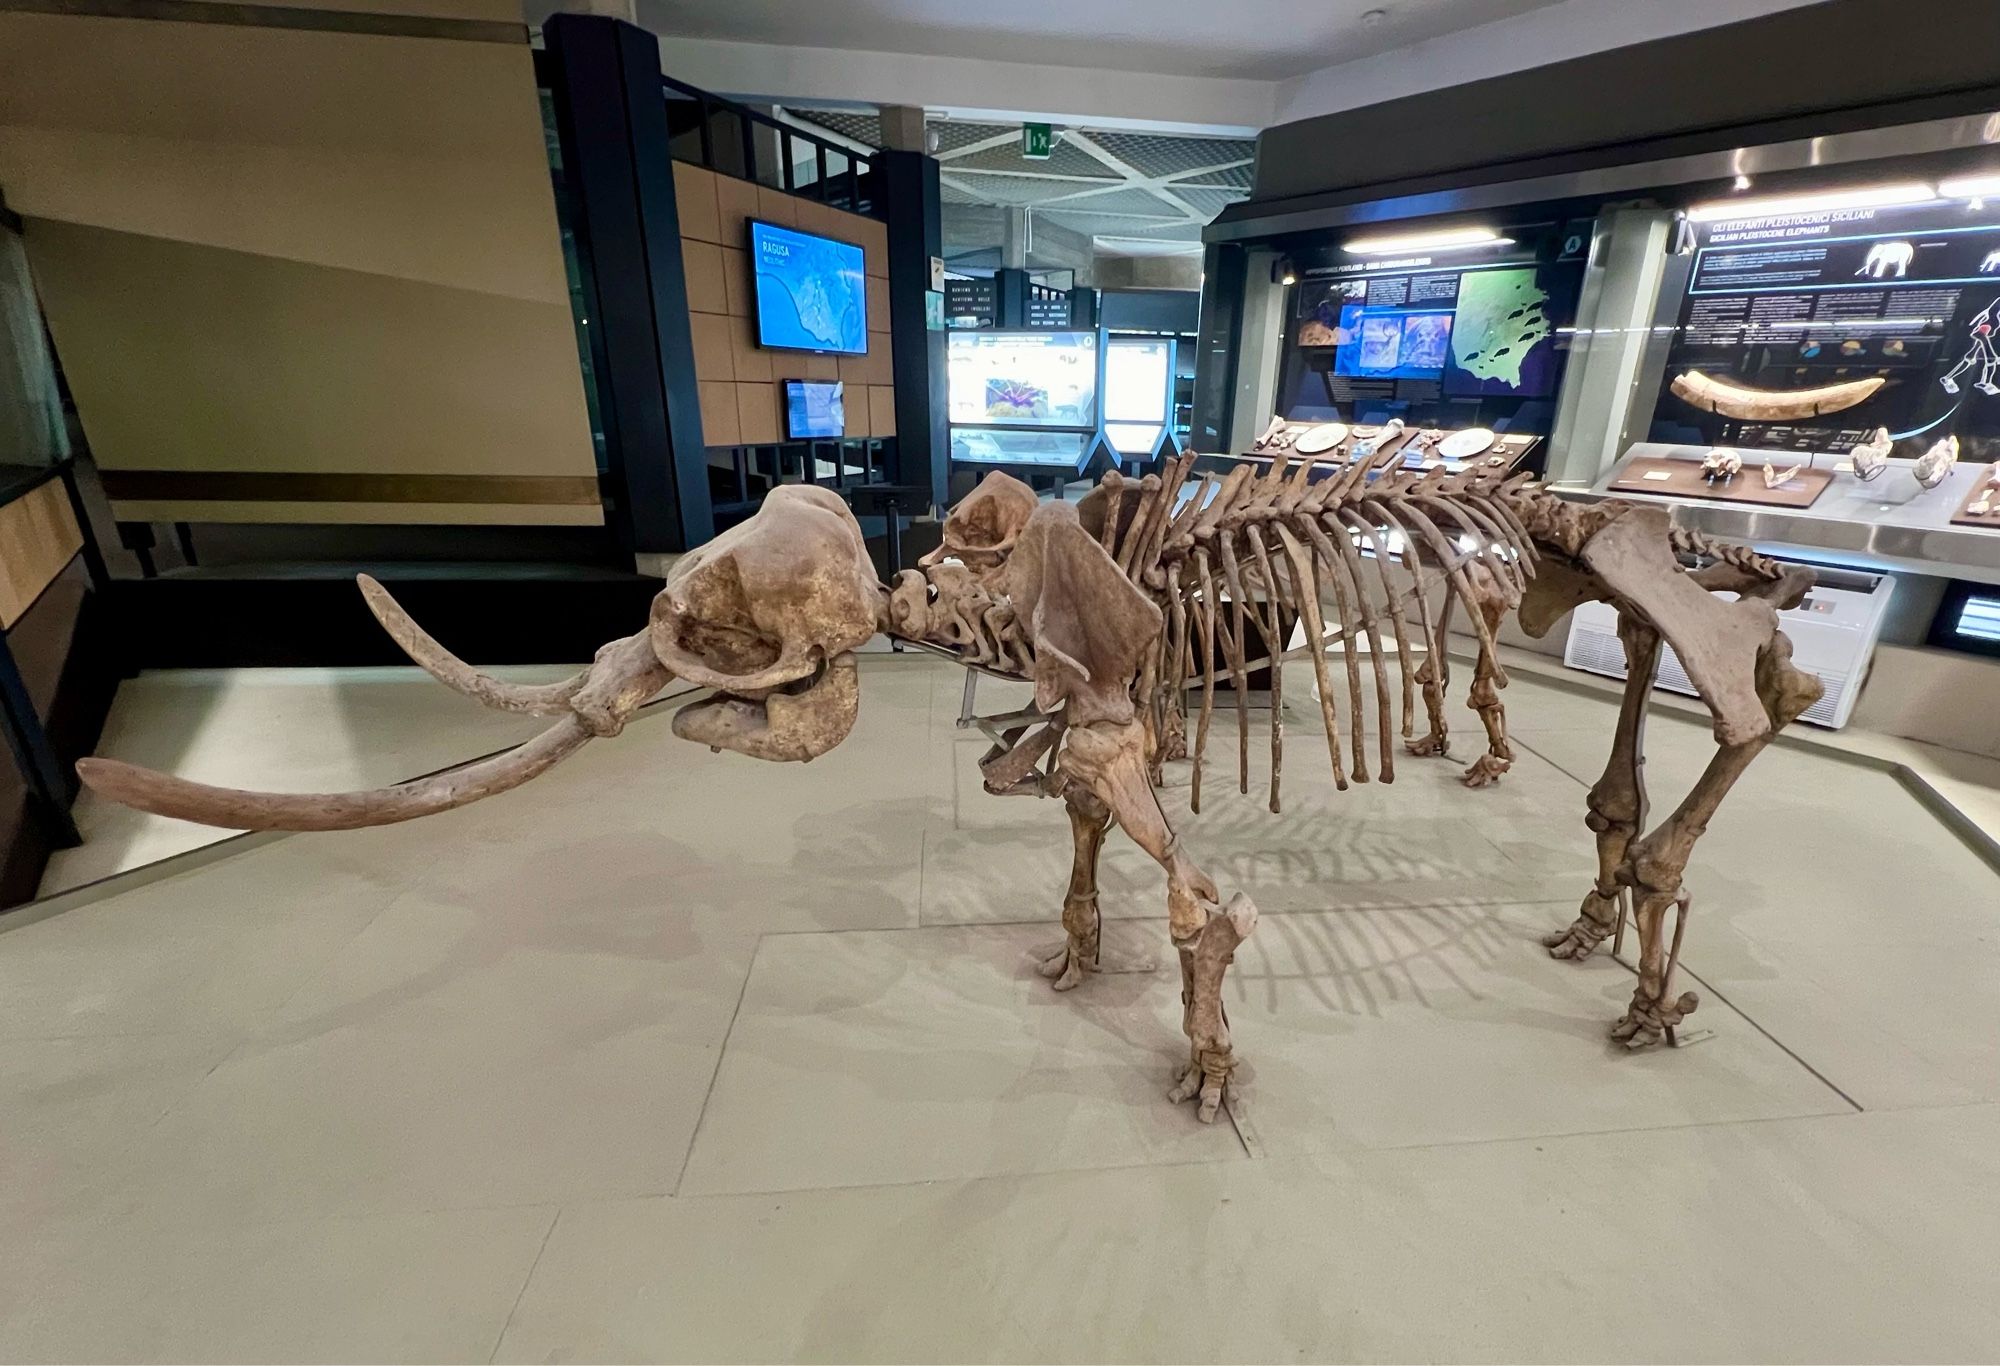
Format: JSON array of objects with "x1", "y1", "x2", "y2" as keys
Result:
[{"x1": 1563, "y1": 563, "x2": 1894, "y2": 729}]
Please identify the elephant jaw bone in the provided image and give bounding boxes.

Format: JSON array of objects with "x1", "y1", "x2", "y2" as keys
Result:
[{"x1": 672, "y1": 651, "x2": 860, "y2": 762}]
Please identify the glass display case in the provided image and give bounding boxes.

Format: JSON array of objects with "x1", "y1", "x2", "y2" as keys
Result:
[
  {"x1": 1582, "y1": 182, "x2": 2000, "y2": 581},
  {"x1": 1269, "y1": 216, "x2": 1596, "y2": 472}
]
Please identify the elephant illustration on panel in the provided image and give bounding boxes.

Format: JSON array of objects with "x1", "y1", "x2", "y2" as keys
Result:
[{"x1": 1855, "y1": 241, "x2": 1914, "y2": 279}]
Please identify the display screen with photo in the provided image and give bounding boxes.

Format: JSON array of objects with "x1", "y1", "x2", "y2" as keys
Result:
[
  {"x1": 947, "y1": 331, "x2": 1098, "y2": 428},
  {"x1": 1645, "y1": 198, "x2": 2000, "y2": 452},
  {"x1": 783, "y1": 380, "x2": 845, "y2": 439},
  {"x1": 750, "y1": 220, "x2": 868, "y2": 356}
]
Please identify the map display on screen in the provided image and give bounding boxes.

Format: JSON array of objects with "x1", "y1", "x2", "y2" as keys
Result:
[
  {"x1": 751, "y1": 221, "x2": 867, "y2": 356},
  {"x1": 784, "y1": 380, "x2": 845, "y2": 439}
]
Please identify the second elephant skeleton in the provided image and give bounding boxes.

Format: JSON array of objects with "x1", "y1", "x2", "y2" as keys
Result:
[{"x1": 78, "y1": 461, "x2": 1820, "y2": 1126}]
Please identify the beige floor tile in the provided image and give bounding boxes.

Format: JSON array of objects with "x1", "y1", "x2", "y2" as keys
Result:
[
  {"x1": 0, "y1": 1204, "x2": 555, "y2": 1364},
  {"x1": 922, "y1": 718, "x2": 1587, "y2": 927},
  {"x1": 84, "y1": 888, "x2": 756, "y2": 1227},
  {"x1": 0, "y1": 834, "x2": 417, "y2": 1040},
  {"x1": 1226, "y1": 902, "x2": 1849, "y2": 1155},
  {"x1": 1517, "y1": 728, "x2": 2000, "y2": 1110},
  {"x1": 43, "y1": 664, "x2": 581, "y2": 894},
  {"x1": 678, "y1": 921, "x2": 1247, "y2": 1196},
  {"x1": 502, "y1": 1103, "x2": 2000, "y2": 1365},
  {"x1": 0, "y1": 1031, "x2": 236, "y2": 1237}
]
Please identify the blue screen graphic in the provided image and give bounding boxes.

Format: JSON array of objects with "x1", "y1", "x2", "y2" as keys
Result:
[
  {"x1": 784, "y1": 380, "x2": 845, "y2": 439},
  {"x1": 751, "y1": 221, "x2": 868, "y2": 356}
]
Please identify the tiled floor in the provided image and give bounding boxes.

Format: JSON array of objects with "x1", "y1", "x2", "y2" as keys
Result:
[{"x1": 4, "y1": 653, "x2": 1998, "y2": 1362}]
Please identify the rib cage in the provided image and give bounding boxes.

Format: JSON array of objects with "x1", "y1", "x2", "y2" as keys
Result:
[{"x1": 1087, "y1": 450, "x2": 1786, "y2": 814}]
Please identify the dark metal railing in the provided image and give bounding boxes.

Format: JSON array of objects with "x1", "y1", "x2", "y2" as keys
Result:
[{"x1": 661, "y1": 76, "x2": 881, "y2": 218}]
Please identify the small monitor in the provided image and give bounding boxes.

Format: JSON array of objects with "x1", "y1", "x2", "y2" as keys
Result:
[{"x1": 783, "y1": 380, "x2": 846, "y2": 440}]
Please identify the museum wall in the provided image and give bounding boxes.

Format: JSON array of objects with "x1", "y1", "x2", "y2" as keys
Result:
[
  {"x1": 674, "y1": 162, "x2": 895, "y2": 447},
  {"x1": 0, "y1": 5, "x2": 601, "y2": 526},
  {"x1": 1248, "y1": 0, "x2": 2000, "y2": 205}
]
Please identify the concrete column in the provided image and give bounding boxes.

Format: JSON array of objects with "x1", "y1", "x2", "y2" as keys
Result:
[
  {"x1": 1544, "y1": 209, "x2": 1674, "y2": 488},
  {"x1": 1001, "y1": 207, "x2": 1030, "y2": 270},
  {"x1": 879, "y1": 105, "x2": 928, "y2": 153},
  {"x1": 1229, "y1": 246, "x2": 1286, "y2": 454}
]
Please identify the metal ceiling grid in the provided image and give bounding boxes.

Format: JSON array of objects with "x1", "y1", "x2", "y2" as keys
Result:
[
  {"x1": 1086, "y1": 131, "x2": 1254, "y2": 179},
  {"x1": 1039, "y1": 210, "x2": 1202, "y2": 241},
  {"x1": 1030, "y1": 184, "x2": 1189, "y2": 217},
  {"x1": 1177, "y1": 163, "x2": 1255, "y2": 190},
  {"x1": 944, "y1": 136, "x2": 1118, "y2": 178},
  {"x1": 789, "y1": 109, "x2": 882, "y2": 147}
]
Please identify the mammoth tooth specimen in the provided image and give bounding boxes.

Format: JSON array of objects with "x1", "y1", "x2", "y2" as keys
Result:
[
  {"x1": 1850, "y1": 427, "x2": 1893, "y2": 482},
  {"x1": 1700, "y1": 448, "x2": 1744, "y2": 485},
  {"x1": 1671, "y1": 369, "x2": 1885, "y2": 421},
  {"x1": 1913, "y1": 433, "x2": 1960, "y2": 490}
]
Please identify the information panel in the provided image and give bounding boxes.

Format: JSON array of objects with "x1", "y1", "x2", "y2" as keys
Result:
[
  {"x1": 1649, "y1": 199, "x2": 2000, "y2": 452},
  {"x1": 947, "y1": 331, "x2": 1098, "y2": 428}
]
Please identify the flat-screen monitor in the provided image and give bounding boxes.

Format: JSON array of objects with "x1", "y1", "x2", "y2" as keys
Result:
[
  {"x1": 1104, "y1": 337, "x2": 1170, "y2": 422},
  {"x1": 783, "y1": 380, "x2": 846, "y2": 440},
  {"x1": 749, "y1": 220, "x2": 868, "y2": 356},
  {"x1": 947, "y1": 331, "x2": 1098, "y2": 428}
]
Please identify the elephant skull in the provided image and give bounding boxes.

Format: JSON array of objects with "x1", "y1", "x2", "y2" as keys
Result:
[{"x1": 653, "y1": 484, "x2": 885, "y2": 763}]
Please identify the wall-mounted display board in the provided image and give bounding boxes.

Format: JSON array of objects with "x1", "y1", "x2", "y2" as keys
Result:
[
  {"x1": 947, "y1": 330, "x2": 1098, "y2": 428},
  {"x1": 947, "y1": 330, "x2": 1101, "y2": 471},
  {"x1": 945, "y1": 277, "x2": 998, "y2": 328},
  {"x1": 1646, "y1": 198, "x2": 2000, "y2": 459},
  {"x1": 1026, "y1": 294, "x2": 1071, "y2": 328},
  {"x1": 1275, "y1": 220, "x2": 1591, "y2": 458}
]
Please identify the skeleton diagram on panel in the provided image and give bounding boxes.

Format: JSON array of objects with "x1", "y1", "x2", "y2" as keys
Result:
[
  {"x1": 1940, "y1": 300, "x2": 2000, "y2": 396},
  {"x1": 78, "y1": 459, "x2": 1820, "y2": 1126}
]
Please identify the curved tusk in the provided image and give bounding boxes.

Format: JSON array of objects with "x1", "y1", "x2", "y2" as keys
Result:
[
  {"x1": 1669, "y1": 370, "x2": 1884, "y2": 422},
  {"x1": 76, "y1": 716, "x2": 592, "y2": 831},
  {"x1": 358, "y1": 574, "x2": 586, "y2": 715}
]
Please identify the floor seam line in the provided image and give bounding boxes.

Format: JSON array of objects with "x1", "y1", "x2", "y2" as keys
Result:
[
  {"x1": 487, "y1": 1205, "x2": 562, "y2": 1364},
  {"x1": 1673, "y1": 962, "x2": 1866, "y2": 1113},
  {"x1": 671, "y1": 935, "x2": 762, "y2": 1197}
]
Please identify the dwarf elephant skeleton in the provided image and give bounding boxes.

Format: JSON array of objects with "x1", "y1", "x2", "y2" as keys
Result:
[{"x1": 79, "y1": 461, "x2": 1820, "y2": 1126}]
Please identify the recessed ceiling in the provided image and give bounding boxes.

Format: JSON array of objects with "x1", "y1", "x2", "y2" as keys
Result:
[
  {"x1": 634, "y1": 0, "x2": 1568, "y2": 81},
  {"x1": 792, "y1": 111, "x2": 1252, "y2": 259}
]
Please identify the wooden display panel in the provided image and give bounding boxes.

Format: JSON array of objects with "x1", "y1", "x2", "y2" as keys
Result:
[
  {"x1": 1609, "y1": 455, "x2": 1834, "y2": 509},
  {"x1": 1949, "y1": 473, "x2": 2000, "y2": 529}
]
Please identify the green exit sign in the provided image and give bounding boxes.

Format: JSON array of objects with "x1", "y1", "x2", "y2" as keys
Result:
[{"x1": 1022, "y1": 123, "x2": 1053, "y2": 160}]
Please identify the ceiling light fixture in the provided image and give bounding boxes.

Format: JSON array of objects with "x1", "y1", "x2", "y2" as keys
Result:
[
  {"x1": 1342, "y1": 226, "x2": 1509, "y2": 255},
  {"x1": 1686, "y1": 181, "x2": 1937, "y2": 222},
  {"x1": 1940, "y1": 172, "x2": 2000, "y2": 199}
]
